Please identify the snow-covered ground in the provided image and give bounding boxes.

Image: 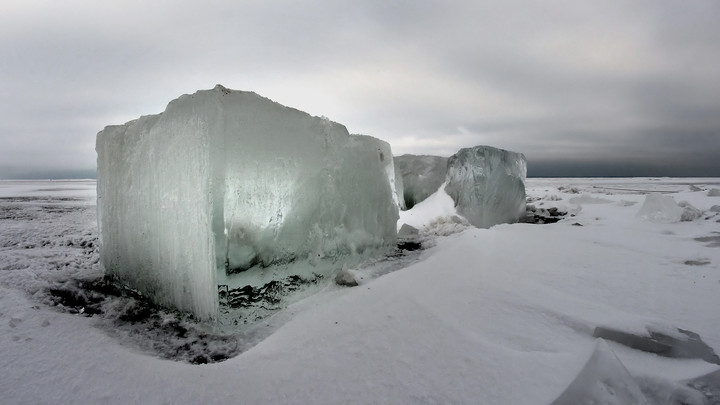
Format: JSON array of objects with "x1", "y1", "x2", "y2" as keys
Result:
[{"x1": 2, "y1": 178, "x2": 720, "y2": 404}]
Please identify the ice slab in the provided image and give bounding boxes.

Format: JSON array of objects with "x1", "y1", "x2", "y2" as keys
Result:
[
  {"x1": 444, "y1": 145, "x2": 527, "y2": 228},
  {"x1": 594, "y1": 326, "x2": 720, "y2": 365},
  {"x1": 394, "y1": 154, "x2": 448, "y2": 209},
  {"x1": 636, "y1": 194, "x2": 683, "y2": 223},
  {"x1": 97, "y1": 85, "x2": 398, "y2": 321}
]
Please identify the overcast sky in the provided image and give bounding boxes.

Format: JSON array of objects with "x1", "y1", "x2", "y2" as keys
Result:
[{"x1": 2, "y1": 0, "x2": 719, "y2": 178}]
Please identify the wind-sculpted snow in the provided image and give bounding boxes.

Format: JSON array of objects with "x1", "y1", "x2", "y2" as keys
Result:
[
  {"x1": 551, "y1": 340, "x2": 649, "y2": 405},
  {"x1": 97, "y1": 85, "x2": 398, "y2": 322},
  {"x1": 444, "y1": 145, "x2": 527, "y2": 228}
]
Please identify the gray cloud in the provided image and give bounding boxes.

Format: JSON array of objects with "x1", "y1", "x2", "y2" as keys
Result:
[{"x1": 2, "y1": 0, "x2": 719, "y2": 178}]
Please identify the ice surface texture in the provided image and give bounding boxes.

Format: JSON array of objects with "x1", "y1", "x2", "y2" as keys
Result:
[
  {"x1": 97, "y1": 85, "x2": 398, "y2": 320},
  {"x1": 394, "y1": 155, "x2": 448, "y2": 209},
  {"x1": 444, "y1": 146, "x2": 527, "y2": 228}
]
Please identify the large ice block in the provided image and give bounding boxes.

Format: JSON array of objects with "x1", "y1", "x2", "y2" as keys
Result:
[
  {"x1": 97, "y1": 85, "x2": 398, "y2": 321},
  {"x1": 394, "y1": 154, "x2": 448, "y2": 209},
  {"x1": 444, "y1": 145, "x2": 526, "y2": 228}
]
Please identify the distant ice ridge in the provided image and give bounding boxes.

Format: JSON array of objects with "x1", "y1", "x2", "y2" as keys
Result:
[
  {"x1": 97, "y1": 85, "x2": 398, "y2": 321},
  {"x1": 397, "y1": 146, "x2": 527, "y2": 230}
]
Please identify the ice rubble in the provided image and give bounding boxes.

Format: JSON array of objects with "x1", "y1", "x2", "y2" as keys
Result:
[
  {"x1": 96, "y1": 85, "x2": 398, "y2": 320},
  {"x1": 394, "y1": 154, "x2": 448, "y2": 209},
  {"x1": 444, "y1": 146, "x2": 527, "y2": 228}
]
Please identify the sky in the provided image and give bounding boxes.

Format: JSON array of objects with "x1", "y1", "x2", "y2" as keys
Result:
[{"x1": 2, "y1": 0, "x2": 720, "y2": 178}]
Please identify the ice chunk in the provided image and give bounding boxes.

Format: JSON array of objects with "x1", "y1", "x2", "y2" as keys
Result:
[
  {"x1": 551, "y1": 340, "x2": 649, "y2": 405},
  {"x1": 635, "y1": 194, "x2": 683, "y2": 223},
  {"x1": 96, "y1": 111, "x2": 216, "y2": 319},
  {"x1": 708, "y1": 188, "x2": 720, "y2": 197},
  {"x1": 97, "y1": 85, "x2": 398, "y2": 321},
  {"x1": 334, "y1": 268, "x2": 359, "y2": 287},
  {"x1": 394, "y1": 154, "x2": 448, "y2": 209},
  {"x1": 678, "y1": 201, "x2": 703, "y2": 222},
  {"x1": 444, "y1": 146, "x2": 527, "y2": 228},
  {"x1": 352, "y1": 135, "x2": 404, "y2": 209},
  {"x1": 397, "y1": 223, "x2": 419, "y2": 238}
]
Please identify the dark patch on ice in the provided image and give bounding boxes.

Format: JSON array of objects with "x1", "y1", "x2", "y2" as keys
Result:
[
  {"x1": 695, "y1": 232, "x2": 720, "y2": 248},
  {"x1": 44, "y1": 276, "x2": 241, "y2": 364},
  {"x1": 0, "y1": 196, "x2": 85, "y2": 203},
  {"x1": 593, "y1": 326, "x2": 720, "y2": 364},
  {"x1": 33, "y1": 188, "x2": 88, "y2": 192},
  {"x1": 47, "y1": 285, "x2": 105, "y2": 315},
  {"x1": 522, "y1": 205, "x2": 567, "y2": 224},
  {"x1": 397, "y1": 240, "x2": 422, "y2": 251},
  {"x1": 223, "y1": 274, "x2": 324, "y2": 312},
  {"x1": 403, "y1": 192, "x2": 419, "y2": 210},
  {"x1": 685, "y1": 259, "x2": 711, "y2": 266}
]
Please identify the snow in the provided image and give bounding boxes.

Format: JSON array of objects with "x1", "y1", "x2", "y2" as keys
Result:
[
  {"x1": 2, "y1": 177, "x2": 720, "y2": 404},
  {"x1": 96, "y1": 86, "x2": 398, "y2": 321},
  {"x1": 444, "y1": 145, "x2": 527, "y2": 228},
  {"x1": 551, "y1": 340, "x2": 649, "y2": 404},
  {"x1": 397, "y1": 182, "x2": 456, "y2": 228}
]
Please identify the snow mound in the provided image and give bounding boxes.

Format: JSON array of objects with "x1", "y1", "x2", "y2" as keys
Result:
[
  {"x1": 96, "y1": 85, "x2": 398, "y2": 321},
  {"x1": 444, "y1": 145, "x2": 527, "y2": 228},
  {"x1": 708, "y1": 188, "x2": 720, "y2": 197}
]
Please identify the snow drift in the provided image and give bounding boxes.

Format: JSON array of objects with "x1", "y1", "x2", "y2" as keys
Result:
[{"x1": 96, "y1": 85, "x2": 398, "y2": 321}]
